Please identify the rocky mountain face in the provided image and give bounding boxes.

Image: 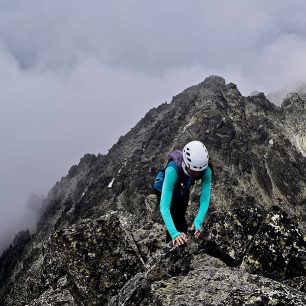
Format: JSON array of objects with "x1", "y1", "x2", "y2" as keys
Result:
[{"x1": 0, "y1": 75, "x2": 305, "y2": 305}]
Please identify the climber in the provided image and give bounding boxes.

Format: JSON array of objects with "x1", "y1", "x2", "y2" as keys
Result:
[{"x1": 153, "y1": 140, "x2": 212, "y2": 247}]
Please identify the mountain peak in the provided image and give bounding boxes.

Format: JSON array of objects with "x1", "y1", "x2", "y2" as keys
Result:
[
  {"x1": 281, "y1": 92, "x2": 306, "y2": 111},
  {"x1": 1, "y1": 76, "x2": 305, "y2": 305},
  {"x1": 200, "y1": 75, "x2": 226, "y2": 88}
]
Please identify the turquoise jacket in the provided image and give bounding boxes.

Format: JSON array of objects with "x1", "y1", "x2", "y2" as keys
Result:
[{"x1": 160, "y1": 164, "x2": 212, "y2": 240}]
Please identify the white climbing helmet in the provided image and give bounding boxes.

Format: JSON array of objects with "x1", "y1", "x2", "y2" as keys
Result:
[{"x1": 182, "y1": 140, "x2": 209, "y2": 171}]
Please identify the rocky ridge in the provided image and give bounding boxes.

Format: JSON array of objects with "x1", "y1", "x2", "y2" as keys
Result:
[{"x1": 0, "y1": 75, "x2": 305, "y2": 305}]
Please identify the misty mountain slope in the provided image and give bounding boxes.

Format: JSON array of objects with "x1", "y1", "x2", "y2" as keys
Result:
[
  {"x1": 0, "y1": 75, "x2": 305, "y2": 305},
  {"x1": 32, "y1": 75, "x2": 306, "y2": 236}
]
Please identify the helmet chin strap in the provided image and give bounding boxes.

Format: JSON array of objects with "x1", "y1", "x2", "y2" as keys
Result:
[{"x1": 182, "y1": 161, "x2": 190, "y2": 176}]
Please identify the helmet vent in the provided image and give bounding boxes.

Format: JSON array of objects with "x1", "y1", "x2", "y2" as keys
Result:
[
  {"x1": 187, "y1": 158, "x2": 191, "y2": 162},
  {"x1": 186, "y1": 152, "x2": 190, "y2": 156}
]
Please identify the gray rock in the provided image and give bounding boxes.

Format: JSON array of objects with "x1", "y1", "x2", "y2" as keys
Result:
[
  {"x1": 240, "y1": 206, "x2": 306, "y2": 281},
  {"x1": 111, "y1": 249, "x2": 306, "y2": 306},
  {"x1": 3, "y1": 213, "x2": 144, "y2": 305}
]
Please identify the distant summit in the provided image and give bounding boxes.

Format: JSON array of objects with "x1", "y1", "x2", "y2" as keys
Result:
[{"x1": 267, "y1": 82, "x2": 306, "y2": 105}]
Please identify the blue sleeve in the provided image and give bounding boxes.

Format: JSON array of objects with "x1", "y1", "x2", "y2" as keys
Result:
[
  {"x1": 194, "y1": 166, "x2": 212, "y2": 231},
  {"x1": 159, "y1": 166, "x2": 182, "y2": 240}
]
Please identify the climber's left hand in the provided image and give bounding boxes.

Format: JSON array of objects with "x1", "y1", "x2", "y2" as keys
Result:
[{"x1": 188, "y1": 223, "x2": 201, "y2": 239}]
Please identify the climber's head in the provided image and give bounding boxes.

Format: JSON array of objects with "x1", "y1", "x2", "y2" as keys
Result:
[{"x1": 182, "y1": 140, "x2": 209, "y2": 177}]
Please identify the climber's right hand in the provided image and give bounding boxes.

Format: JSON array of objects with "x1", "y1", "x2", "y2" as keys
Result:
[{"x1": 173, "y1": 233, "x2": 188, "y2": 246}]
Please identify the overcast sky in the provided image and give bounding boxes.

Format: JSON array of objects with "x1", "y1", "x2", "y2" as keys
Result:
[{"x1": 1, "y1": 0, "x2": 306, "y2": 253}]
